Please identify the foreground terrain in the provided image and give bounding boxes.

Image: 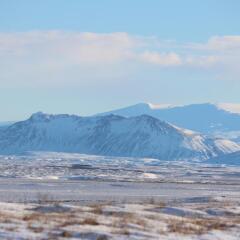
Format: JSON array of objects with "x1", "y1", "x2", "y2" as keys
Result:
[
  {"x1": 0, "y1": 152, "x2": 239, "y2": 239},
  {"x1": 0, "y1": 198, "x2": 239, "y2": 239}
]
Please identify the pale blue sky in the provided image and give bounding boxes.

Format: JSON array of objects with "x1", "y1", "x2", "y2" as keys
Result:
[{"x1": 0, "y1": 0, "x2": 240, "y2": 120}]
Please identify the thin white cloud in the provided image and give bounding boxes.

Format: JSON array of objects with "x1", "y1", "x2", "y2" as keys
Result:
[
  {"x1": 0, "y1": 31, "x2": 183, "y2": 67},
  {"x1": 0, "y1": 31, "x2": 135, "y2": 63},
  {"x1": 1, "y1": 31, "x2": 238, "y2": 65},
  {"x1": 188, "y1": 35, "x2": 240, "y2": 52},
  {"x1": 185, "y1": 55, "x2": 221, "y2": 67},
  {"x1": 138, "y1": 51, "x2": 182, "y2": 66},
  {"x1": 0, "y1": 31, "x2": 240, "y2": 87},
  {"x1": 207, "y1": 36, "x2": 240, "y2": 51}
]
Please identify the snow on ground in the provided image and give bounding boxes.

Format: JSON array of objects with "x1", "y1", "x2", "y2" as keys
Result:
[
  {"x1": 0, "y1": 198, "x2": 239, "y2": 240},
  {"x1": 0, "y1": 152, "x2": 240, "y2": 184},
  {"x1": 0, "y1": 152, "x2": 239, "y2": 239}
]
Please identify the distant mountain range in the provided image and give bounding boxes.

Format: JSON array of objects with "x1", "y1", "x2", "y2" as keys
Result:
[
  {"x1": 0, "y1": 112, "x2": 239, "y2": 160},
  {"x1": 98, "y1": 103, "x2": 240, "y2": 142}
]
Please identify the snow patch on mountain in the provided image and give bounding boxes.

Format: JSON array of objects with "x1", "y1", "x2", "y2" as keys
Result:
[
  {"x1": 217, "y1": 103, "x2": 240, "y2": 114},
  {"x1": 147, "y1": 103, "x2": 176, "y2": 110}
]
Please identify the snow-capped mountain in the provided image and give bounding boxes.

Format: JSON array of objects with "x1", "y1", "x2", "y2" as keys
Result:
[
  {"x1": 98, "y1": 103, "x2": 240, "y2": 141},
  {"x1": 0, "y1": 112, "x2": 239, "y2": 160}
]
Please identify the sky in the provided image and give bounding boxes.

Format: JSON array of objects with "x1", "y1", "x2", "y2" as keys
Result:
[{"x1": 0, "y1": 0, "x2": 240, "y2": 121}]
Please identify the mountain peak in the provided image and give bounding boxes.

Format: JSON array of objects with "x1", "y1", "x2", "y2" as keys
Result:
[{"x1": 30, "y1": 112, "x2": 50, "y2": 121}]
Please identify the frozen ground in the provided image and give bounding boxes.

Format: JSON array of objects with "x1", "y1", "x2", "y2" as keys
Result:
[
  {"x1": 1, "y1": 152, "x2": 240, "y2": 184},
  {"x1": 0, "y1": 152, "x2": 239, "y2": 239},
  {"x1": 0, "y1": 198, "x2": 239, "y2": 239}
]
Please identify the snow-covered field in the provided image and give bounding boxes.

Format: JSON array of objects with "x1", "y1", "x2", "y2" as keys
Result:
[
  {"x1": 0, "y1": 152, "x2": 239, "y2": 239},
  {"x1": 1, "y1": 152, "x2": 240, "y2": 184},
  {"x1": 0, "y1": 198, "x2": 239, "y2": 239}
]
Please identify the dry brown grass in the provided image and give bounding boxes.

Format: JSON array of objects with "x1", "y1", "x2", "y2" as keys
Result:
[
  {"x1": 168, "y1": 218, "x2": 203, "y2": 235},
  {"x1": 22, "y1": 211, "x2": 73, "y2": 230},
  {"x1": 22, "y1": 213, "x2": 42, "y2": 222},
  {"x1": 89, "y1": 204, "x2": 104, "y2": 215},
  {"x1": 104, "y1": 210, "x2": 135, "y2": 218},
  {"x1": 134, "y1": 218, "x2": 148, "y2": 229},
  {"x1": 58, "y1": 219, "x2": 82, "y2": 227},
  {"x1": 61, "y1": 230, "x2": 73, "y2": 238},
  {"x1": 3, "y1": 201, "x2": 239, "y2": 239},
  {"x1": 23, "y1": 210, "x2": 75, "y2": 221},
  {"x1": 81, "y1": 218, "x2": 99, "y2": 225},
  {"x1": 0, "y1": 211, "x2": 18, "y2": 224},
  {"x1": 96, "y1": 235, "x2": 109, "y2": 240},
  {"x1": 110, "y1": 210, "x2": 149, "y2": 236},
  {"x1": 5, "y1": 226, "x2": 18, "y2": 232},
  {"x1": 111, "y1": 228, "x2": 130, "y2": 236},
  {"x1": 167, "y1": 217, "x2": 236, "y2": 235}
]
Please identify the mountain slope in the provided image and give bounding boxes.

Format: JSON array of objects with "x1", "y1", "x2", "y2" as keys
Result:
[
  {"x1": 0, "y1": 121, "x2": 14, "y2": 128},
  {"x1": 0, "y1": 112, "x2": 239, "y2": 160},
  {"x1": 98, "y1": 103, "x2": 240, "y2": 139},
  {"x1": 207, "y1": 151, "x2": 240, "y2": 165}
]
